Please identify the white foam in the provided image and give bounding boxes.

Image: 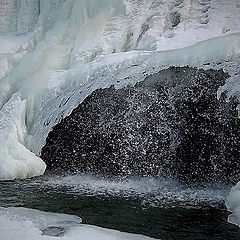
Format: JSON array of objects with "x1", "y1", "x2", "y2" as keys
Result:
[
  {"x1": 29, "y1": 173, "x2": 229, "y2": 208},
  {"x1": 0, "y1": 207, "x2": 155, "y2": 240}
]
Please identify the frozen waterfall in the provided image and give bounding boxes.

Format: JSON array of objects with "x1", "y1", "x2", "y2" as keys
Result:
[{"x1": 0, "y1": 3, "x2": 240, "y2": 232}]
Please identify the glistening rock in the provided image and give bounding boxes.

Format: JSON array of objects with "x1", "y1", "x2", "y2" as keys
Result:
[{"x1": 41, "y1": 67, "x2": 240, "y2": 183}]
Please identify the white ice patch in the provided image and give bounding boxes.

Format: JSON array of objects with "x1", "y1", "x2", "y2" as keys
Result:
[
  {"x1": 0, "y1": 94, "x2": 45, "y2": 180},
  {"x1": 226, "y1": 182, "x2": 240, "y2": 227},
  {"x1": 0, "y1": 0, "x2": 240, "y2": 180},
  {"x1": 0, "y1": 207, "x2": 156, "y2": 240}
]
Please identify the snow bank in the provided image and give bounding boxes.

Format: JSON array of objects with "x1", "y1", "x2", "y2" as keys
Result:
[
  {"x1": 0, "y1": 207, "x2": 155, "y2": 240},
  {"x1": 0, "y1": 0, "x2": 240, "y2": 180}
]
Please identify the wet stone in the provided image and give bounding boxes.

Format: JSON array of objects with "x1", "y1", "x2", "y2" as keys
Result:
[{"x1": 41, "y1": 66, "x2": 240, "y2": 183}]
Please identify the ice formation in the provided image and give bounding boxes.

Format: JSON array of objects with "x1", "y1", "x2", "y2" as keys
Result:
[
  {"x1": 0, "y1": 0, "x2": 239, "y2": 180},
  {"x1": 0, "y1": 207, "x2": 154, "y2": 240},
  {"x1": 0, "y1": 93, "x2": 45, "y2": 180},
  {"x1": 0, "y1": 0, "x2": 240, "y2": 232}
]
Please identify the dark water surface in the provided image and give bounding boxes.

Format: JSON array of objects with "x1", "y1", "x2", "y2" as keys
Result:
[{"x1": 0, "y1": 172, "x2": 239, "y2": 240}]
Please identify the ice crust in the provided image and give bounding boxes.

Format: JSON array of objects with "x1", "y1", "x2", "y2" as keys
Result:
[
  {"x1": 0, "y1": 207, "x2": 155, "y2": 240},
  {"x1": 0, "y1": 0, "x2": 240, "y2": 182}
]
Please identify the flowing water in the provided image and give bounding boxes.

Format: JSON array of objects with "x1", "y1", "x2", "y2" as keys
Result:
[{"x1": 1, "y1": 171, "x2": 239, "y2": 239}]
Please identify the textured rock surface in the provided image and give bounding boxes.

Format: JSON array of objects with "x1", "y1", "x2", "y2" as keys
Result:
[{"x1": 41, "y1": 67, "x2": 240, "y2": 183}]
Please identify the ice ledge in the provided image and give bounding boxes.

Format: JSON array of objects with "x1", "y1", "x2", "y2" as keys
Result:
[
  {"x1": 0, "y1": 207, "x2": 155, "y2": 240},
  {"x1": 226, "y1": 182, "x2": 240, "y2": 227},
  {"x1": 0, "y1": 93, "x2": 46, "y2": 180}
]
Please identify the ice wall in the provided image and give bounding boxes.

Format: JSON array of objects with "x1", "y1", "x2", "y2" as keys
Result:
[
  {"x1": 226, "y1": 183, "x2": 240, "y2": 226},
  {"x1": 0, "y1": 0, "x2": 240, "y2": 181},
  {"x1": 0, "y1": 0, "x2": 39, "y2": 34}
]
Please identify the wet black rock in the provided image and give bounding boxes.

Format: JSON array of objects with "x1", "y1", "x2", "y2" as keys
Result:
[{"x1": 41, "y1": 66, "x2": 240, "y2": 183}]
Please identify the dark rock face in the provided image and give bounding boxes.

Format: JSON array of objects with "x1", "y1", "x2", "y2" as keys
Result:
[{"x1": 41, "y1": 67, "x2": 240, "y2": 183}]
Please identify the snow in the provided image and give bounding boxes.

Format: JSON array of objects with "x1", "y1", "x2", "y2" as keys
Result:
[
  {"x1": 0, "y1": 34, "x2": 32, "y2": 54},
  {"x1": 0, "y1": 0, "x2": 240, "y2": 233},
  {"x1": 0, "y1": 0, "x2": 239, "y2": 181},
  {"x1": 0, "y1": 207, "x2": 155, "y2": 240},
  {"x1": 0, "y1": 0, "x2": 39, "y2": 34},
  {"x1": 226, "y1": 182, "x2": 240, "y2": 226},
  {"x1": 0, "y1": 93, "x2": 45, "y2": 180}
]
